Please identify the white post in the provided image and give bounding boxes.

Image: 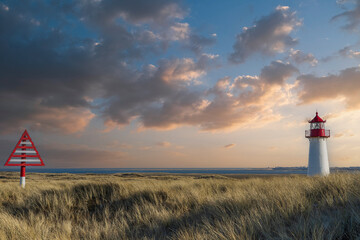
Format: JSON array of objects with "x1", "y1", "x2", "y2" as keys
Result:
[
  {"x1": 20, "y1": 176, "x2": 25, "y2": 188},
  {"x1": 20, "y1": 166, "x2": 26, "y2": 188}
]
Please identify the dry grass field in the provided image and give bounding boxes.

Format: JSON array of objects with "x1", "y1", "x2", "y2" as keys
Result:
[{"x1": 0, "y1": 172, "x2": 359, "y2": 239}]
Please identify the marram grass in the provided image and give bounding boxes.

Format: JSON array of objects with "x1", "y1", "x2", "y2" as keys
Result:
[{"x1": 0, "y1": 172, "x2": 359, "y2": 239}]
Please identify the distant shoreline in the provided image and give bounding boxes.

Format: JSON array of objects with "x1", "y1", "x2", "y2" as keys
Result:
[{"x1": 0, "y1": 167, "x2": 358, "y2": 175}]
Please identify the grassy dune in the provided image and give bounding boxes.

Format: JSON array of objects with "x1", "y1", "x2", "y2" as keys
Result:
[{"x1": 0, "y1": 172, "x2": 359, "y2": 239}]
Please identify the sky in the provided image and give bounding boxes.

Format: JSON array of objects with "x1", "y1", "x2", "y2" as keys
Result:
[{"x1": 1, "y1": 0, "x2": 360, "y2": 168}]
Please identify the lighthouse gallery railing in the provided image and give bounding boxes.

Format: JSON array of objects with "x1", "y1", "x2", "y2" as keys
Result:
[{"x1": 305, "y1": 129, "x2": 330, "y2": 138}]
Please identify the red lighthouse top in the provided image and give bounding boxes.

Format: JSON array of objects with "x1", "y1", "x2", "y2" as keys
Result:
[
  {"x1": 305, "y1": 112, "x2": 330, "y2": 138},
  {"x1": 309, "y1": 112, "x2": 326, "y2": 123}
]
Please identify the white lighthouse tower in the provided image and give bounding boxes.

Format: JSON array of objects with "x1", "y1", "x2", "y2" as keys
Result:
[{"x1": 305, "y1": 112, "x2": 330, "y2": 176}]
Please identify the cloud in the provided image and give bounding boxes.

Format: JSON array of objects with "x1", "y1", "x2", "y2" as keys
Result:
[
  {"x1": 334, "y1": 130, "x2": 355, "y2": 138},
  {"x1": 268, "y1": 146, "x2": 279, "y2": 151},
  {"x1": 288, "y1": 49, "x2": 318, "y2": 66},
  {"x1": 339, "y1": 46, "x2": 360, "y2": 58},
  {"x1": 296, "y1": 66, "x2": 360, "y2": 109},
  {"x1": 0, "y1": 93, "x2": 94, "y2": 134},
  {"x1": 156, "y1": 141, "x2": 172, "y2": 147},
  {"x1": 0, "y1": 3, "x2": 9, "y2": 11},
  {"x1": 167, "y1": 22, "x2": 190, "y2": 41},
  {"x1": 229, "y1": 6, "x2": 301, "y2": 64},
  {"x1": 332, "y1": 0, "x2": 360, "y2": 31},
  {"x1": 0, "y1": 140, "x2": 128, "y2": 168},
  {"x1": 105, "y1": 141, "x2": 133, "y2": 149},
  {"x1": 260, "y1": 60, "x2": 299, "y2": 85},
  {"x1": 185, "y1": 33, "x2": 217, "y2": 55},
  {"x1": 0, "y1": 0, "x2": 192, "y2": 134},
  {"x1": 78, "y1": 0, "x2": 215, "y2": 55},
  {"x1": 224, "y1": 143, "x2": 236, "y2": 149},
  {"x1": 323, "y1": 112, "x2": 342, "y2": 120},
  {"x1": 140, "y1": 146, "x2": 152, "y2": 151},
  {"x1": 101, "y1": 54, "x2": 220, "y2": 129},
  {"x1": 42, "y1": 144, "x2": 128, "y2": 168},
  {"x1": 0, "y1": 1, "x2": 298, "y2": 135},
  {"x1": 127, "y1": 60, "x2": 296, "y2": 131},
  {"x1": 336, "y1": 0, "x2": 350, "y2": 5},
  {"x1": 78, "y1": 0, "x2": 186, "y2": 26},
  {"x1": 321, "y1": 45, "x2": 360, "y2": 62}
]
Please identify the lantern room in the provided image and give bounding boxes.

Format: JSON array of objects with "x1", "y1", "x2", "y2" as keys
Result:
[{"x1": 305, "y1": 112, "x2": 330, "y2": 138}]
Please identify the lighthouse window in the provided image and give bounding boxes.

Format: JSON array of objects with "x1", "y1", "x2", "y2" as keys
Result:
[{"x1": 311, "y1": 123, "x2": 321, "y2": 129}]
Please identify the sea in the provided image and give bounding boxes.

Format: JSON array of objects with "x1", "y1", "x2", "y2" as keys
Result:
[{"x1": 0, "y1": 167, "x2": 358, "y2": 175}]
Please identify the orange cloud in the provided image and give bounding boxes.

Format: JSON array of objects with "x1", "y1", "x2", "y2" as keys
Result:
[
  {"x1": 136, "y1": 61, "x2": 297, "y2": 132},
  {"x1": 156, "y1": 141, "x2": 172, "y2": 147},
  {"x1": 224, "y1": 143, "x2": 236, "y2": 149},
  {"x1": 334, "y1": 130, "x2": 355, "y2": 138},
  {"x1": 0, "y1": 95, "x2": 95, "y2": 134},
  {"x1": 30, "y1": 107, "x2": 95, "y2": 134},
  {"x1": 297, "y1": 67, "x2": 360, "y2": 109},
  {"x1": 41, "y1": 144, "x2": 128, "y2": 168}
]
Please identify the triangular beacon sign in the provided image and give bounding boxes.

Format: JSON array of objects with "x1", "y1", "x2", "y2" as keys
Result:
[{"x1": 4, "y1": 130, "x2": 45, "y2": 188}]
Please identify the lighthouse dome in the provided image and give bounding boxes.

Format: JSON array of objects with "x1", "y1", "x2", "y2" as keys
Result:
[{"x1": 309, "y1": 112, "x2": 325, "y2": 123}]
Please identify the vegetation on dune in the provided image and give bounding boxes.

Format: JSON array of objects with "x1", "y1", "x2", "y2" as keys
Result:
[{"x1": 0, "y1": 172, "x2": 359, "y2": 239}]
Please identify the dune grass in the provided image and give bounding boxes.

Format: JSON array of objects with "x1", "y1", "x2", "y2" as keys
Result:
[{"x1": 0, "y1": 172, "x2": 359, "y2": 239}]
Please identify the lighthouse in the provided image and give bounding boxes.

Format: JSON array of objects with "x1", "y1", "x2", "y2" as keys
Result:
[{"x1": 305, "y1": 112, "x2": 330, "y2": 176}]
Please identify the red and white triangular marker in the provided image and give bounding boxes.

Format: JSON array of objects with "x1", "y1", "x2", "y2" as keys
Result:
[{"x1": 4, "y1": 130, "x2": 45, "y2": 188}]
